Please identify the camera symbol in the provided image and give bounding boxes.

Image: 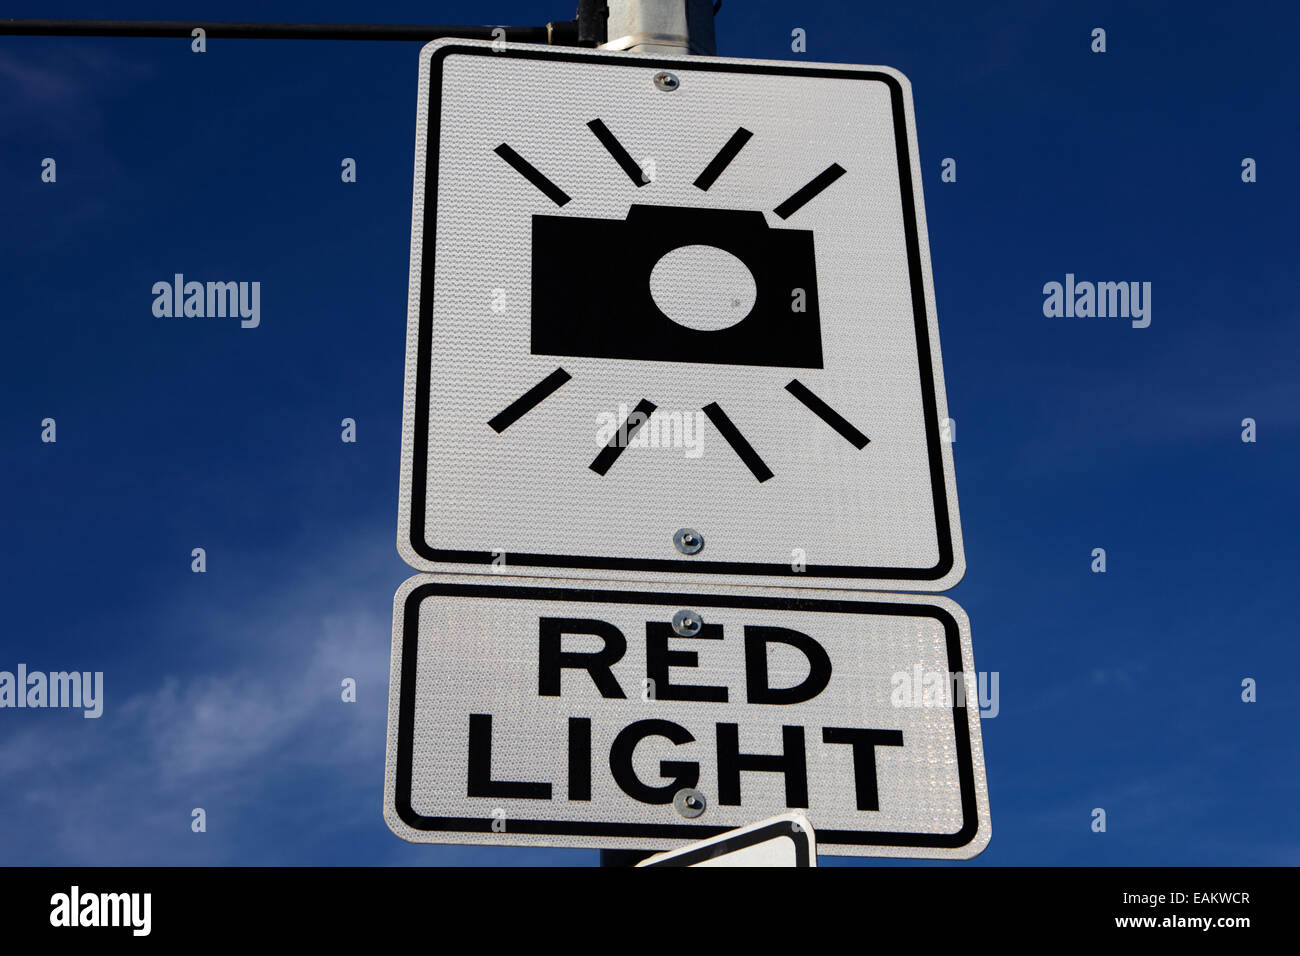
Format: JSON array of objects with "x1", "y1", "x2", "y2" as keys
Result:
[
  {"x1": 487, "y1": 126, "x2": 865, "y2": 483},
  {"x1": 530, "y1": 204, "x2": 824, "y2": 369}
]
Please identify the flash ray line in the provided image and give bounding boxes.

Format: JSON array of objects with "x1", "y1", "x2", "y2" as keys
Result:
[
  {"x1": 586, "y1": 118, "x2": 648, "y2": 188},
  {"x1": 589, "y1": 398, "x2": 658, "y2": 475},
  {"x1": 785, "y1": 379, "x2": 871, "y2": 449},
  {"x1": 488, "y1": 368, "x2": 572, "y2": 432},
  {"x1": 774, "y1": 163, "x2": 846, "y2": 219},
  {"x1": 493, "y1": 143, "x2": 571, "y2": 206},
  {"x1": 702, "y1": 402, "x2": 773, "y2": 483},
  {"x1": 693, "y1": 127, "x2": 753, "y2": 190}
]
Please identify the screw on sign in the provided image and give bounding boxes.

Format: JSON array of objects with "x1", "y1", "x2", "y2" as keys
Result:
[
  {"x1": 654, "y1": 70, "x2": 680, "y2": 91},
  {"x1": 673, "y1": 529, "x2": 704, "y2": 555},
  {"x1": 671, "y1": 608, "x2": 704, "y2": 637}
]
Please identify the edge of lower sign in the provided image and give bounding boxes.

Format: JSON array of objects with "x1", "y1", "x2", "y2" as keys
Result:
[
  {"x1": 382, "y1": 574, "x2": 992, "y2": 860},
  {"x1": 637, "y1": 813, "x2": 817, "y2": 867},
  {"x1": 396, "y1": 40, "x2": 965, "y2": 592}
]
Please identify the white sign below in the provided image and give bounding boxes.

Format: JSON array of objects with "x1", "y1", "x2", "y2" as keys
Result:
[
  {"x1": 637, "y1": 813, "x2": 817, "y2": 867},
  {"x1": 383, "y1": 575, "x2": 991, "y2": 858}
]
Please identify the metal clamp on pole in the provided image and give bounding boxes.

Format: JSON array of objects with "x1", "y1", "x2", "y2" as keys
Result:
[{"x1": 601, "y1": 0, "x2": 716, "y2": 55}]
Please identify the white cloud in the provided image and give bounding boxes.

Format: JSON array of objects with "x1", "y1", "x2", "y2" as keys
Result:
[{"x1": 0, "y1": 542, "x2": 397, "y2": 864}]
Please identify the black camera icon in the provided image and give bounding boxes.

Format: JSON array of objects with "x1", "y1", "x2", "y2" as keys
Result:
[{"x1": 530, "y1": 204, "x2": 823, "y2": 369}]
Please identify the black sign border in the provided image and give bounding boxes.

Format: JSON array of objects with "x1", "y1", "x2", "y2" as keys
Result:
[
  {"x1": 408, "y1": 43, "x2": 957, "y2": 583},
  {"x1": 392, "y1": 580, "x2": 982, "y2": 851}
]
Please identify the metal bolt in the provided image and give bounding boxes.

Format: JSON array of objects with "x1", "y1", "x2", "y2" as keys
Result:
[
  {"x1": 672, "y1": 609, "x2": 703, "y2": 637},
  {"x1": 673, "y1": 528, "x2": 703, "y2": 555},
  {"x1": 673, "y1": 788, "x2": 706, "y2": 818},
  {"x1": 653, "y1": 71, "x2": 680, "y2": 92}
]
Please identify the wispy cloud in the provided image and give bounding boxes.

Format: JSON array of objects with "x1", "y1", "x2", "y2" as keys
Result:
[{"x1": 0, "y1": 539, "x2": 396, "y2": 865}]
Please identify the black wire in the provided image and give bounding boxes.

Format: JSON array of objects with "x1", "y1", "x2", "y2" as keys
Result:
[{"x1": 0, "y1": 19, "x2": 553, "y2": 43}]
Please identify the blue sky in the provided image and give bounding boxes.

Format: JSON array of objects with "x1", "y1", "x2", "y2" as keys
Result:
[{"x1": 1, "y1": 0, "x2": 1297, "y2": 866}]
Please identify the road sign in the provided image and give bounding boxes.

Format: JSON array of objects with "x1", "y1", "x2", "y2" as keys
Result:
[
  {"x1": 637, "y1": 813, "x2": 817, "y2": 866},
  {"x1": 383, "y1": 575, "x2": 991, "y2": 858},
  {"x1": 398, "y1": 39, "x2": 964, "y2": 591}
]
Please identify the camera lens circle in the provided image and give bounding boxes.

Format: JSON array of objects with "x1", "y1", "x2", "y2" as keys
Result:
[{"x1": 649, "y1": 244, "x2": 757, "y2": 332}]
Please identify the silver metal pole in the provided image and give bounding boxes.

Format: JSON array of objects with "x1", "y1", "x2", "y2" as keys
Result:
[
  {"x1": 600, "y1": 0, "x2": 716, "y2": 55},
  {"x1": 595, "y1": 0, "x2": 717, "y2": 868}
]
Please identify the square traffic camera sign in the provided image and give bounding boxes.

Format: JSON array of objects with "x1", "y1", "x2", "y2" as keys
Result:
[{"x1": 398, "y1": 40, "x2": 964, "y2": 591}]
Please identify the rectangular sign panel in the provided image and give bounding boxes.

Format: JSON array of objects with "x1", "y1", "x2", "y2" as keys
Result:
[
  {"x1": 383, "y1": 575, "x2": 991, "y2": 858},
  {"x1": 398, "y1": 40, "x2": 964, "y2": 590}
]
